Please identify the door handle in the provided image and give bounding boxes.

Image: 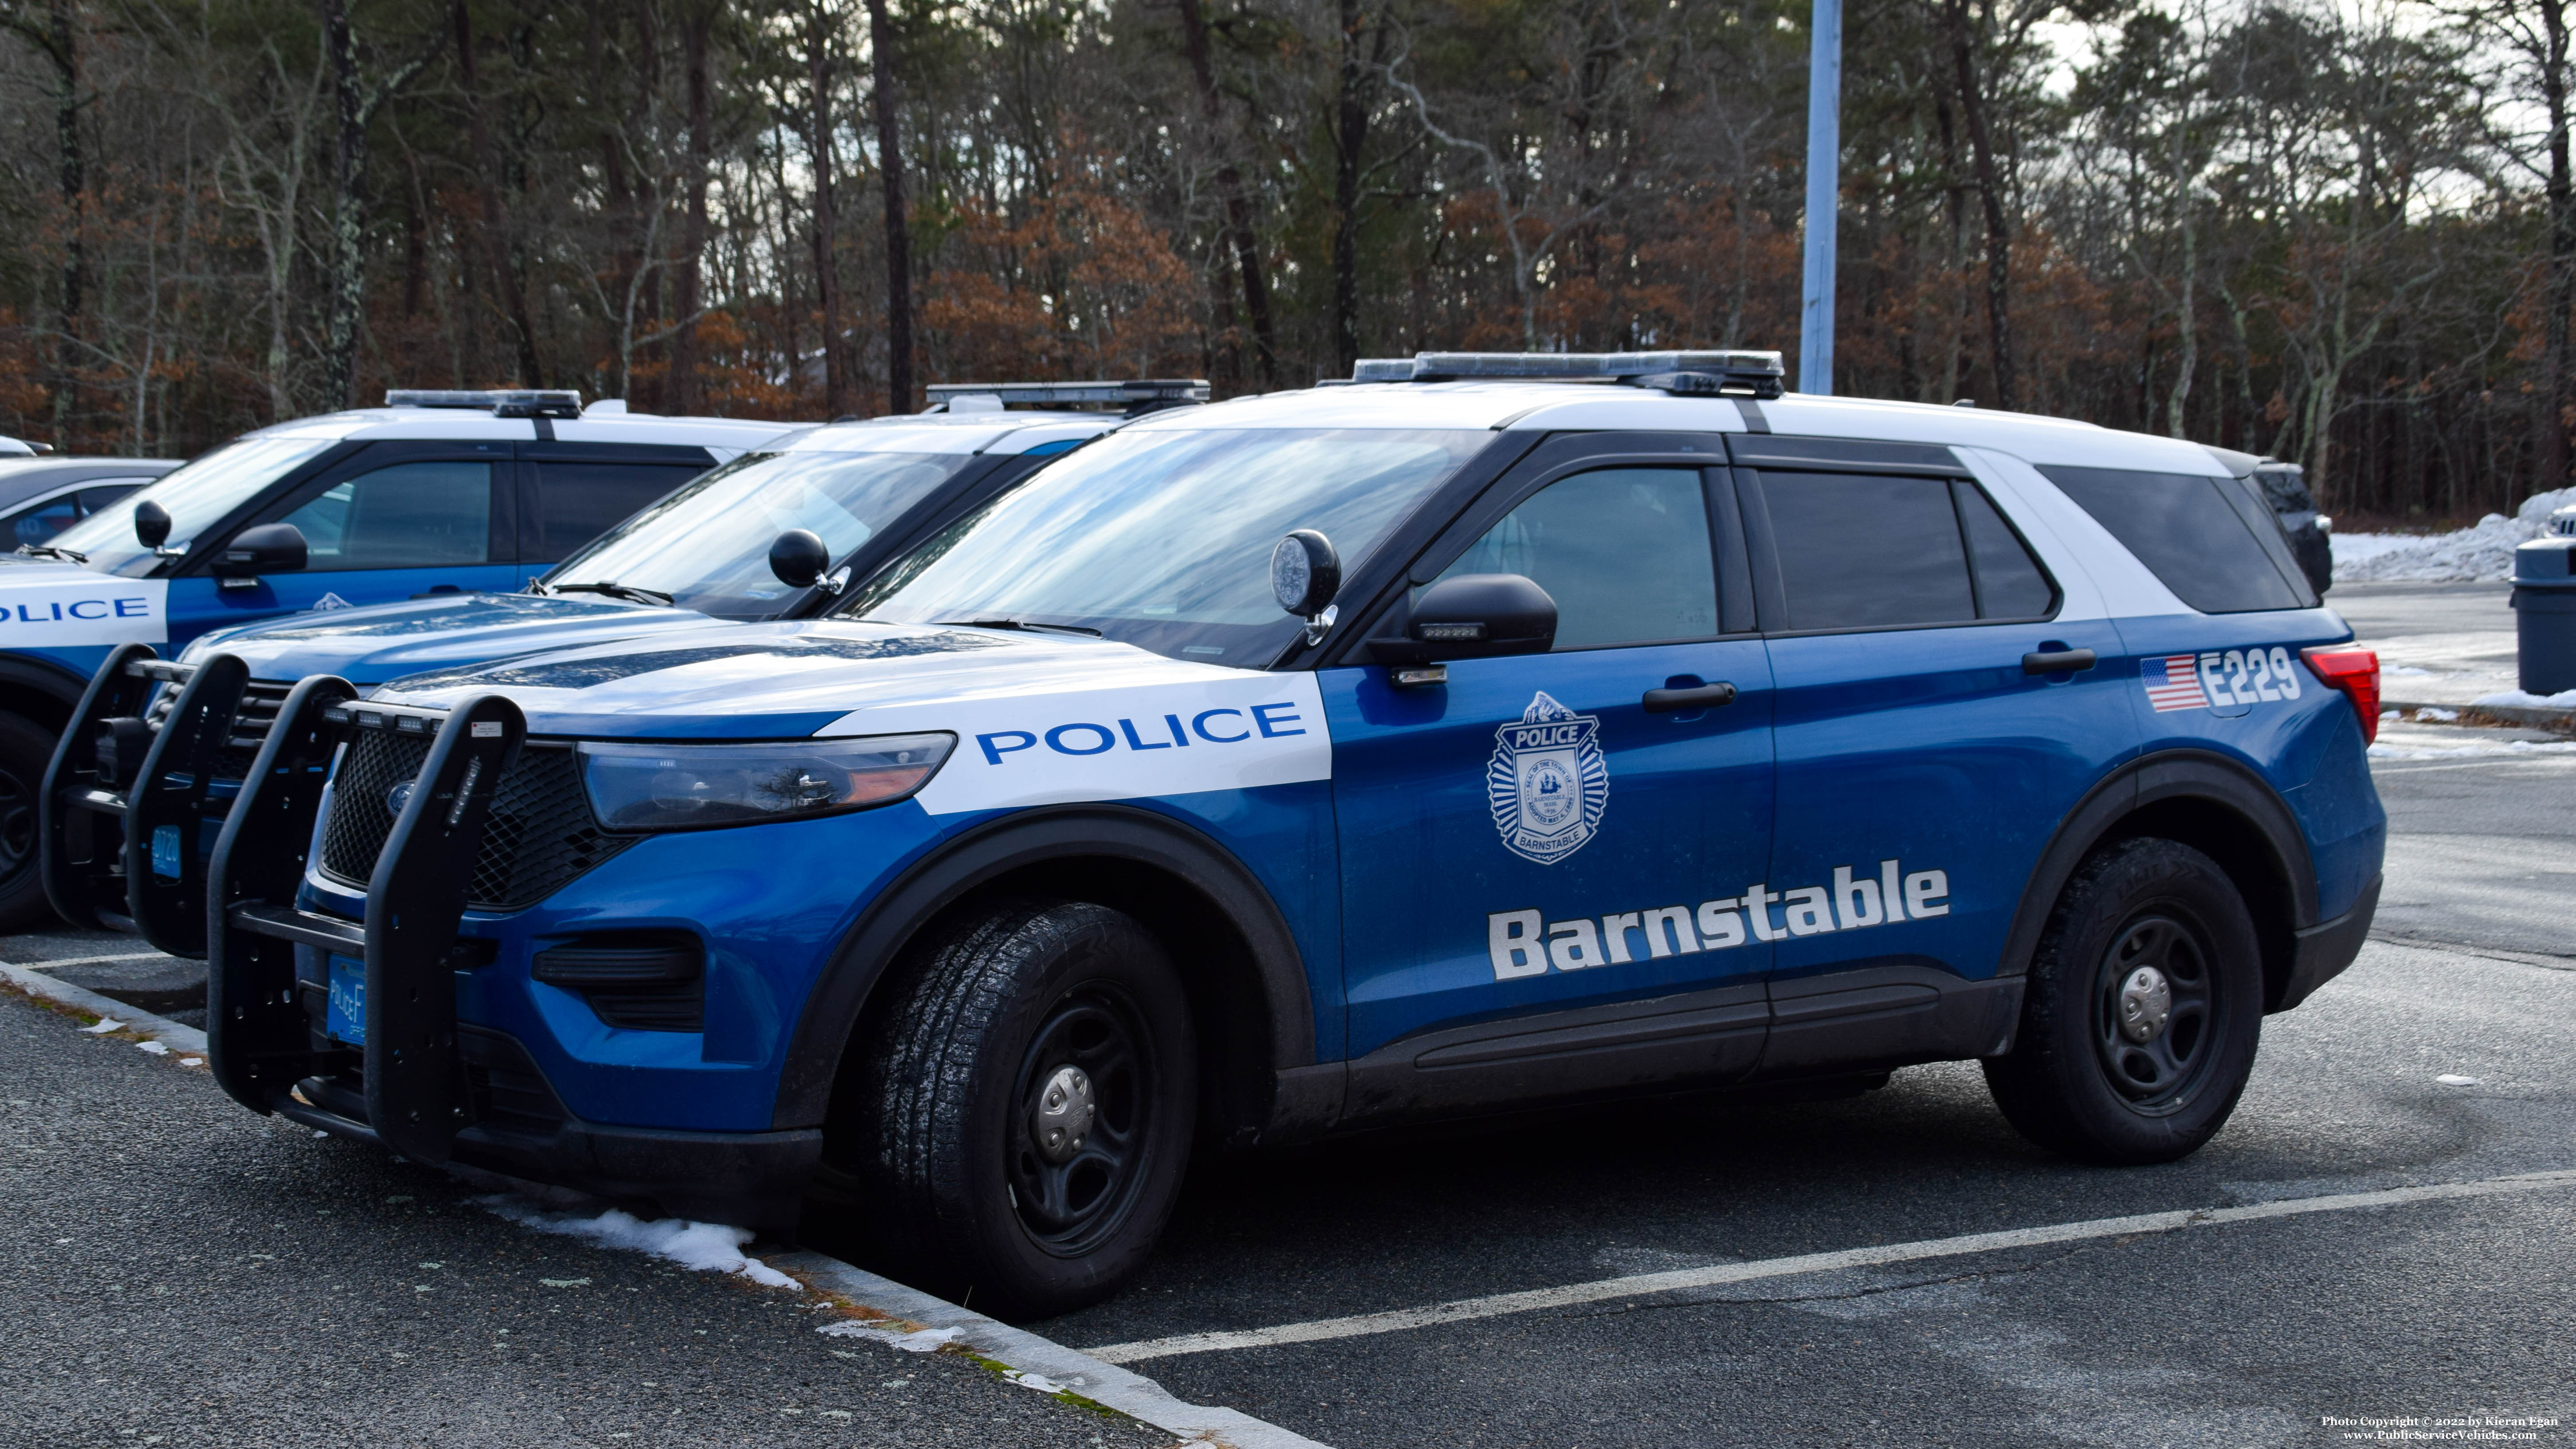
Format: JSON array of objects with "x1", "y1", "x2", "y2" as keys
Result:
[
  {"x1": 2022, "y1": 648, "x2": 2098, "y2": 675},
  {"x1": 1642, "y1": 682, "x2": 1738, "y2": 713}
]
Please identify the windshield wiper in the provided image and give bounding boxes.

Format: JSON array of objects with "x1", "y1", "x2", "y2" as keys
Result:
[
  {"x1": 933, "y1": 617, "x2": 1104, "y2": 637},
  {"x1": 14, "y1": 543, "x2": 86, "y2": 563},
  {"x1": 551, "y1": 581, "x2": 674, "y2": 606}
]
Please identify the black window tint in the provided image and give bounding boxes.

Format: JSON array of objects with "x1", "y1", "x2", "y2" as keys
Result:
[
  {"x1": 531, "y1": 461, "x2": 706, "y2": 560},
  {"x1": 2042, "y1": 465, "x2": 2303, "y2": 613},
  {"x1": 280, "y1": 461, "x2": 493, "y2": 567},
  {"x1": 1758, "y1": 472, "x2": 1975, "y2": 630},
  {"x1": 1433, "y1": 467, "x2": 1717, "y2": 649},
  {"x1": 2254, "y1": 468, "x2": 2314, "y2": 514},
  {"x1": 1954, "y1": 480, "x2": 2057, "y2": 619},
  {"x1": 77, "y1": 483, "x2": 148, "y2": 512}
]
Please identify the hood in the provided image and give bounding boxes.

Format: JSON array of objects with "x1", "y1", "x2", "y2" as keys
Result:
[
  {"x1": 187, "y1": 591, "x2": 742, "y2": 685},
  {"x1": 369, "y1": 619, "x2": 1333, "y2": 813}
]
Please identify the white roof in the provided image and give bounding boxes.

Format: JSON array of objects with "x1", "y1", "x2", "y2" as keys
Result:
[
  {"x1": 248, "y1": 406, "x2": 805, "y2": 451},
  {"x1": 1127, "y1": 382, "x2": 2226, "y2": 476},
  {"x1": 774, "y1": 410, "x2": 1128, "y2": 458}
]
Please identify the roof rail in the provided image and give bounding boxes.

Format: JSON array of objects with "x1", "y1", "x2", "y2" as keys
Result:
[
  {"x1": 384, "y1": 388, "x2": 585, "y2": 419},
  {"x1": 921, "y1": 379, "x2": 1210, "y2": 418},
  {"x1": 1340, "y1": 351, "x2": 1785, "y2": 399}
]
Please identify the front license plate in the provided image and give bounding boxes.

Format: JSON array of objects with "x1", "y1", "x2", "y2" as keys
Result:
[{"x1": 326, "y1": 954, "x2": 366, "y2": 1047}]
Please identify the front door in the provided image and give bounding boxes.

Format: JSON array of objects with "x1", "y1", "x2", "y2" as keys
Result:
[{"x1": 1325, "y1": 451, "x2": 1776, "y2": 1119}]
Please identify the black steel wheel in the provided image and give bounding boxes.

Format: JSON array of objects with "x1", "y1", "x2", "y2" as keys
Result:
[
  {"x1": 837, "y1": 898, "x2": 1196, "y2": 1319},
  {"x1": 0, "y1": 711, "x2": 59, "y2": 933},
  {"x1": 1985, "y1": 837, "x2": 2263, "y2": 1164}
]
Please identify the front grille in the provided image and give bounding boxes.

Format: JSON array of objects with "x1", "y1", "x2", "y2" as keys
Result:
[
  {"x1": 141, "y1": 677, "x2": 293, "y2": 781},
  {"x1": 318, "y1": 731, "x2": 636, "y2": 910},
  {"x1": 459, "y1": 1028, "x2": 570, "y2": 1133}
]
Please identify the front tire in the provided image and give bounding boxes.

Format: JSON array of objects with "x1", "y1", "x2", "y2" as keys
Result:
[
  {"x1": 0, "y1": 711, "x2": 60, "y2": 933},
  {"x1": 1984, "y1": 838, "x2": 2263, "y2": 1164},
  {"x1": 846, "y1": 899, "x2": 1197, "y2": 1319}
]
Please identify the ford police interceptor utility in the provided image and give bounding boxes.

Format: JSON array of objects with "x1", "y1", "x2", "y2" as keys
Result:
[
  {"x1": 1, "y1": 390, "x2": 800, "y2": 931},
  {"x1": 200, "y1": 352, "x2": 2383, "y2": 1318},
  {"x1": 39, "y1": 381, "x2": 1202, "y2": 957}
]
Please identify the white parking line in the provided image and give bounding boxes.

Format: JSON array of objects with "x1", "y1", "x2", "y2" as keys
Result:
[{"x1": 1081, "y1": 1168, "x2": 2576, "y2": 1365}]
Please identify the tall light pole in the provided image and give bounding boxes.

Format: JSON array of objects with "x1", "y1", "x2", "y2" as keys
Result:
[{"x1": 1798, "y1": 0, "x2": 1842, "y2": 395}]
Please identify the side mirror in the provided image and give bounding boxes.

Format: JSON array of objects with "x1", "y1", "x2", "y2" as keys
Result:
[
  {"x1": 1381, "y1": 573, "x2": 1557, "y2": 663},
  {"x1": 133, "y1": 499, "x2": 172, "y2": 549},
  {"x1": 215, "y1": 522, "x2": 307, "y2": 577},
  {"x1": 1270, "y1": 530, "x2": 1340, "y2": 617},
  {"x1": 769, "y1": 528, "x2": 830, "y2": 589}
]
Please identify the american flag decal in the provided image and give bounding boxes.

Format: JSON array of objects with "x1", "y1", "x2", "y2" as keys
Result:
[{"x1": 2141, "y1": 654, "x2": 2210, "y2": 712}]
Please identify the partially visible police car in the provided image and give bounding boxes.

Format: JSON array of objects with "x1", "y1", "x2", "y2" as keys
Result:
[
  {"x1": 206, "y1": 353, "x2": 2383, "y2": 1318},
  {"x1": 41, "y1": 381, "x2": 1201, "y2": 953},
  {"x1": 2, "y1": 390, "x2": 800, "y2": 930}
]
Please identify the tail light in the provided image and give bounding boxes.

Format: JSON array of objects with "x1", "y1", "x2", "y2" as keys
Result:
[{"x1": 2301, "y1": 646, "x2": 2381, "y2": 744}]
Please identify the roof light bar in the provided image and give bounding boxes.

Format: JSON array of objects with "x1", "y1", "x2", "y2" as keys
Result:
[
  {"x1": 385, "y1": 388, "x2": 585, "y2": 419},
  {"x1": 1345, "y1": 351, "x2": 1786, "y2": 399},
  {"x1": 923, "y1": 379, "x2": 1211, "y2": 416}
]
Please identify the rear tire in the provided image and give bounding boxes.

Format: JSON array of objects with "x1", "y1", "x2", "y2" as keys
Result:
[
  {"x1": 844, "y1": 899, "x2": 1197, "y2": 1319},
  {"x1": 0, "y1": 711, "x2": 60, "y2": 933},
  {"x1": 1983, "y1": 838, "x2": 2263, "y2": 1165}
]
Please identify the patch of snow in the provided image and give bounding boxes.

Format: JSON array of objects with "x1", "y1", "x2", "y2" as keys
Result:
[
  {"x1": 2331, "y1": 486, "x2": 2576, "y2": 582},
  {"x1": 81, "y1": 1018, "x2": 125, "y2": 1034},
  {"x1": 2435, "y1": 1074, "x2": 2481, "y2": 1086},
  {"x1": 178, "y1": 1057, "x2": 202, "y2": 1067},
  {"x1": 134, "y1": 1039, "x2": 169, "y2": 1055},
  {"x1": 2385, "y1": 665, "x2": 2435, "y2": 678},
  {"x1": 2473, "y1": 687, "x2": 2576, "y2": 708},
  {"x1": 1002, "y1": 1369, "x2": 1066, "y2": 1394},
  {"x1": 2368, "y1": 738, "x2": 2576, "y2": 760},
  {"x1": 818, "y1": 1320, "x2": 964, "y2": 1352},
  {"x1": 2414, "y1": 707, "x2": 2459, "y2": 722},
  {"x1": 478, "y1": 1197, "x2": 799, "y2": 1289}
]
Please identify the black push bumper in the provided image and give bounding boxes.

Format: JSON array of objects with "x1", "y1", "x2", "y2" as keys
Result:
[
  {"x1": 41, "y1": 647, "x2": 288, "y2": 954},
  {"x1": 2275, "y1": 871, "x2": 2381, "y2": 1012},
  {"x1": 206, "y1": 687, "x2": 814, "y2": 1226}
]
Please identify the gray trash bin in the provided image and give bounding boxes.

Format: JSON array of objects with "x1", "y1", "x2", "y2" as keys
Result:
[{"x1": 2514, "y1": 507, "x2": 2576, "y2": 696}]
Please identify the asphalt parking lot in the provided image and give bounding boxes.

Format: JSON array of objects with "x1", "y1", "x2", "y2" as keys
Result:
[{"x1": 6, "y1": 580, "x2": 2573, "y2": 1448}]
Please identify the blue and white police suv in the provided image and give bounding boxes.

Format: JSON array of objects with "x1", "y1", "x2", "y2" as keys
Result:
[
  {"x1": 207, "y1": 352, "x2": 2384, "y2": 1317},
  {"x1": 43, "y1": 381, "x2": 1201, "y2": 957},
  {"x1": 3, "y1": 390, "x2": 800, "y2": 930}
]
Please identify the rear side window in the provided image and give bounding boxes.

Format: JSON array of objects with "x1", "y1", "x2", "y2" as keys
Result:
[
  {"x1": 1433, "y1": 467, "x2": 1718, "y2": 649},
  {"x1": 2041, "y1": 466, "x2": 2306, "y2": 613},
  {"x1": 529, "y1": 460, "x2": 707, "y2": 560},
  {"x1": 1753, "y1": 473, "x2": 2056, "y2": 631}
]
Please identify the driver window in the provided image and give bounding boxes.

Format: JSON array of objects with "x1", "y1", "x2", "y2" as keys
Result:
[
  {"x1": 1431, "y1": 467, "x2": 1718, "y2": 649},
  {"x1": 281, "y1": 461, "x2": 493, "y2": 568}
]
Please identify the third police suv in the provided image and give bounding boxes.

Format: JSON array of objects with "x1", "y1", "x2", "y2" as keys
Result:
[{"x1": 187, "y1": 352, "x2": 2382, "y2": 1318}]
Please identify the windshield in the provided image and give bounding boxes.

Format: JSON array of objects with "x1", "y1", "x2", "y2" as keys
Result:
[
  {"x1": 542, "y1": 448, "x2": 968, "y2": 617},
  {"x1": 851, "y1": 427, "x2": 1487, "y2": 663},
  {"x1": 49, "y1": 435, "x2": 340, "y2": 576}
]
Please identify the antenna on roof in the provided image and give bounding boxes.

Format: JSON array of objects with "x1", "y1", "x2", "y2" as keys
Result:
[{"x1": 1340, "y1": 352, "x2": 1785, "y2": 399}]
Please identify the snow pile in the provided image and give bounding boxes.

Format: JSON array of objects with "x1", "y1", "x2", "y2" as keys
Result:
[
  {"x1": 2367, "y1": 738, "x2": 2576, "y2": 760},
  {"x1": 2332, "y1": 487, "x2": 2576, "y2": 582},
  {"x1": 2473, "y1": 687, "x2": 2576, "y2": 709},
  {"x1": 818, "y1": 1320, "x2": 964, "y2": 1352},
  {"x1": 477, "y1": 1196, "x2": 799, "y2": 1289}
]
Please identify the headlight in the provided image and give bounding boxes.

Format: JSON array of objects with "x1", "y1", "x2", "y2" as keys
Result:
[{"x1": 577, "y1": 733, "x2": 955, "y2": 832}]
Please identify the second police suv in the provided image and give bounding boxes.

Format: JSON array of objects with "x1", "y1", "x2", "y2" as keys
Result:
[{"x1": 201, "y1": 352, "x2": 2384, "y2": 1318}]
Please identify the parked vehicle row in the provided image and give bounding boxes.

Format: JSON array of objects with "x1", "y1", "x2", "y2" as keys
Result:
[{"x1": 14, "y1": 361, "x2": 2381, "y2": 1322}]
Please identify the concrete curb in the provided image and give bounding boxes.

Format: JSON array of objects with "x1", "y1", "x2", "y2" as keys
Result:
[
  {"x1": 0, "y1": 959, "x2": 210, "y2": 1055},
  {"x1": 2385, "y1": 698, "x2": 2576, "y2": 732},
  {"x1": 773, "y1": 1251, "x2": 1332, "y2": 1449}
]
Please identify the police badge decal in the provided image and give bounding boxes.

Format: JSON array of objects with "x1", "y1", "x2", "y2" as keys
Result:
[{"x1": 1487, "y1": 691, "x2": 1609, "y2": 864}]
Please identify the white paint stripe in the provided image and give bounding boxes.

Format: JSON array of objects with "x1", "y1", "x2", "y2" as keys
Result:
[
  {"x1": 774, "y1": 1251, "x2": 1333, "y2": 1449},
  {"x1": 1083, "y1": 1169, "x2": 2576, "y2": 1365},
  {"x1": 13, "y1": 951, "x2": 176, "y2": 969},
  {"x1": 0, "y1": 960, "x2": 208, "y2": 1055}
]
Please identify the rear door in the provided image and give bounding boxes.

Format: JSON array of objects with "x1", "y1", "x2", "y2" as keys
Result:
[
  {"x1": 1735, "y1": 436, "x2": 2134, "y2": 1075},
  {"x1": 1324, "y1": 434, "x2": 1776, "y2": 1119}
]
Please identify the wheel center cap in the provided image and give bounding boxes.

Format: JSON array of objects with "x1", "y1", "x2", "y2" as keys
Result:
[
  {"x1": 2118, "y1": 965, "x2": 2173, "y2": 1043},
  {"x1": 1032, "y1": 1064, "x2": 1097, "y2": 1164}
]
